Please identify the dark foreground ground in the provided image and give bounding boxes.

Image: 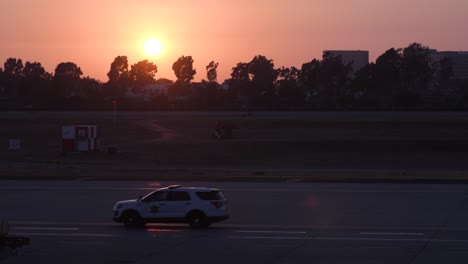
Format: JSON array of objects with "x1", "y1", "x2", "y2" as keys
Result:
[{"x1": 1, "y1": 111, "x2": 468, "y2": 181}]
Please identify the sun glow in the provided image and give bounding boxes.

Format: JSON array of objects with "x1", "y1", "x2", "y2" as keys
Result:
[{"x1": 144, "y1": 39, "x2": 163, "y2": 56}]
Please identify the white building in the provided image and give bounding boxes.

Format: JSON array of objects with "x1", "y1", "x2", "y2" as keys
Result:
[{"x1": 323, "y1": 50, "x2": 369, "y2": 74}]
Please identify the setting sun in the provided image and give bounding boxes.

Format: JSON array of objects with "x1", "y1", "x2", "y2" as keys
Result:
[{"x1": 144, "y1": 39, "x2": 163, "y2": 56}]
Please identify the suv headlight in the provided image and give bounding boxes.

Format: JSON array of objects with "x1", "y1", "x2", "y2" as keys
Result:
[{"x1": 115, "y1": 203, "x2": 123, "y2": 210}]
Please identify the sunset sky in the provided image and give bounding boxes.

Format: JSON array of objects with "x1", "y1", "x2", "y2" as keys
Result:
[{"x1": 1, "y1": 0, "x2": 467, "y2": 83}]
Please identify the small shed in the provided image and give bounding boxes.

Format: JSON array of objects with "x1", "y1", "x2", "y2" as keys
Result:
[{"x1": 62, "y1": 125, "x2": 99, "y2": 152}]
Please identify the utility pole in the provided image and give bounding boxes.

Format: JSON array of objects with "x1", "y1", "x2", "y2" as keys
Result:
[{"x1": 112, "y1": 100, "x2": 117, "y2": 125}]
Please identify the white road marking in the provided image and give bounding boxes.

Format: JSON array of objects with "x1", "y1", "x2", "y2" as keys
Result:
[
  {"x1": 261, "y1": 244, "x2": 296, "y2": 247},
  {"x1": 218, "y1": 223, "x2": 463, "y2": 232},
  {"x1": 236, "y1": 230, "x2": 307, "y2": 234},
  {"x1": 360, "y1": 232, "x2": 424, "y2": 236},
  {"x1": 11, "y1": 232, "x2": 118, "y2": 237},
  {"x1": 62, "y1": 241, "x2": 106, "y2": 245},
  {"x1": 146, "y1": 228, "x2": 187, "y2": 232},
  {"x1": 227, "y1": 236, "x2": 468, "y2": 243},
  {"x1": 310, "y1": 237, "x2": 426, "y2": 242},
  {"x1": 228, "y1": 236, "x2": 312, "y2": 240},
  {"x1": 224, "y1": 189, "x2": 468, "y2": 194},
  {"x1": 73, "y1": 177, "x2": 98, "y2": 181},
  {"x1": 0, "y1": 186, "x2": 154, "y2": 191},
  {"x1": 13, "y1": 227, "x2": 80, "y2": 231},
  {"x1": 10, "y1": 221, "x2": 113, "y2": 226}
]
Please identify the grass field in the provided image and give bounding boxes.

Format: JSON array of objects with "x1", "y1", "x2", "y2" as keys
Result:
[{"x1": 2, "y1": 111, "x2": 468, "y2": 181}]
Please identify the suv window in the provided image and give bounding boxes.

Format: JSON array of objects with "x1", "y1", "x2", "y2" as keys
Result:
[
  {"x1": 196, "y1": 191, "x2": 224, "y2": 200},
  {"x1": 168, "y1": 191, "x2": 191, "y2": 201},
  {"x1": 143, "y1": 191, "x2": 169, "y2": 202}
]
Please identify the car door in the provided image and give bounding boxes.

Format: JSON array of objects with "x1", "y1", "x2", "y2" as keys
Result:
[
  {"x1": 164, "y1": 191, "x2": 192, "y2": 218},
  {"x1": 141, "y1": 191, "x2": 170, "y2": 219}
]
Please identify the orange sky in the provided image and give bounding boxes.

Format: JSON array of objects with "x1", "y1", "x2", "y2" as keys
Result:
[{"x1": 1, "y1": 0, "x2": 467, "y2": 83}]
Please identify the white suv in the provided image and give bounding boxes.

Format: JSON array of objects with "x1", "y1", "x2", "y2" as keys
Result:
[{"x1": 113, "y1": 185, "x2": 229, "y2": 228}]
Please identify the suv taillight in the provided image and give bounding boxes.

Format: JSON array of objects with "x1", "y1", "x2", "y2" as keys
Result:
[{"x1": 211, "y1": 201, "x2": 224, "y2": 208}]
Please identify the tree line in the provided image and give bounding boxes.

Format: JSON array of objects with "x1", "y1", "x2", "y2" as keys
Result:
[{"x1": 1, "y1": 42, "x2": 467, "y2": 111}]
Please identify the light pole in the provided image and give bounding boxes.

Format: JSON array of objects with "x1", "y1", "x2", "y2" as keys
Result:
[{"x1": 112, "y1": 100, "x2": 117, "y2": 125}]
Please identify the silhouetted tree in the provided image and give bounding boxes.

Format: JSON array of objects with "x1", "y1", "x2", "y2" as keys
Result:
[
  {"x1": 1, "y1": 40, "x2": 462, "y2": 111},
  {"x1": 0, "y1": 58, "x2": 24, "y2": 98},
  {"x1": 206, "y1": 61, "x2": 219, "y2": 82},
  {"x1": 0, "y1": 67, "x2": 5, "y2": 95},
  {"x1": 23, "y1": 62, "x2": 46, "y2": 81},
  {"x1": 374, "y1": 48, "x2": 402, "y2": 97},
  {"x1": 152, "y1": 78, "x2": 173, "y2": 110},
  {"x1": 108, "y1": 56, "x2": 128, "y2": 82},
  {"x1": 19, "y1": 61, "x2": 49, "y2": 104},
  {"x1": 79, "y1": 77, "x2": 103, "y2": 106},
  {"x1": 231, "y1": 62, "x2": 250, "y2": 83},
  {"x1": 248, "y1": 55, "x2": 277, "y2": 106},
  {"x1": 172, "y1": 55, "x2": 196, "y2": 84},
  {"x1": 155, "y1": 78, "x2": 174, "y2": 86},
  {"x1": 376, "y1": 48, "x2": 402, "y2": 76},
  {"x1": 227, "y1": 62, "x2": 250, "y2": 105},
  {"x1": 54, "y1": 62, "x2": 82, "y2": 80},
  {"x1": 401, "y1": 43, "x2": 434, "y2": 91},
  {"x1": 4, "y1": 58, "x2": 24, "y2": 80},
  {"x1": 458, "y1": 80, "x2": 468, "y2": 109},
  {"x1": 300, "y1": 53, "x2": 351, "y2": 108},
  {"x1": 53, "y1": 62, "x2": 83, "y2": 100},
  {"x1": 348, "y1": 63, "x2": 373, "y2": 104},
  {"x1": 37, "y1": 61, "x2": 82, "y2": 109},
  {"x1": 167, "y1": 80, "x2": 189, "y2": 98},
  {"x1": 167, "y1": 56, "x2": 196, "y2": 99},
  {"x1": 276, "y1": 66, "x2": 303, "y2": 108},
  {"x1": 106, "y1": 55, "x2": 130, "y2": 97},
  {"x1": 321, "y1": 52, "x2": 353, "y2": 103},
  {"x1": 129, "y1": 60, "x2": 158, "y2": 94},
  {"x1": 300, "y1": 59, "x2": 321, "y2": 99}
]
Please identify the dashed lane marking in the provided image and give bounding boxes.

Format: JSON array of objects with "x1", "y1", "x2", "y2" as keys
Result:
[
  {"x1": 9, "y1": 221, "x2": 115, "y2": 227},
  {"x1": 11, "y1": 232, "x2": 119, "y2": 237},
  {"x1": 13, "y1": 227, "x2": 80, "y2": 231},
  {"x1": 73, "y1": 177, "x2": 98, "y2": 181},
  {"x1": 227, "y1": 236, "x2": 468, "y2": 243},
  {"x1": 236, "y1": 230, "x2": 307, "y2": 234},
  {"x1": 360, "y1": 232, "x2": 424, "y2": 236}
]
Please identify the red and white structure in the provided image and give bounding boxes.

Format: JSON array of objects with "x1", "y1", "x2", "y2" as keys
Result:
[{"x1": 62, "y1": 125, "x2": 99, "y2": 152}]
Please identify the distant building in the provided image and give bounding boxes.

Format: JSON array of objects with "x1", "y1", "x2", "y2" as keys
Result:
[
  {"x1": 323, "y1": 50, "x2": 369, "y2": 74},
  {"x1": 141, "y1": 83, "x2": 170, "y2": 95},
  {"x1": 432, "y1": 51, "x2": 468, "y2": 80}
]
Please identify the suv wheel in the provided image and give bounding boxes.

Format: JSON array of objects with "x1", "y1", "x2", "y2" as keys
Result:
[
  {"x1": 122, "y1": 211, "x2": 145, "y2": 228},
  {"x1": 187, "y1": 211, "x2": 210, "y2": 228}
]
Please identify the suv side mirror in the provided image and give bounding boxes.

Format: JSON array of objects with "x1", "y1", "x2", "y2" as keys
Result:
[{"x1": 138, "y1": 195, "x2": 143, "y2": 202}]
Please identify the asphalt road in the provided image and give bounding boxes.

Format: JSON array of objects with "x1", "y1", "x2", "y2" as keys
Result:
[{"x1": 2, "y1": 180, "x2": 468, "y2": 263}]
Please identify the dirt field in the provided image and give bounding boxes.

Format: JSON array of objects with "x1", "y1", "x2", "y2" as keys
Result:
[{"x1": 2, "y1": 111, "x2": 468, "y2": 181}]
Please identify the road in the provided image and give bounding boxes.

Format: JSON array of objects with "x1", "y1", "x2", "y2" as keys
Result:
[{"x1": 2, "y1": 180, "x2": 468, "y2": 263}]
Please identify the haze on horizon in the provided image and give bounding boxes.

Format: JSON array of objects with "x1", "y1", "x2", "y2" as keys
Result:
[{"x1": 1, "y1": 0, "x2": 467, "y2": 83}]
